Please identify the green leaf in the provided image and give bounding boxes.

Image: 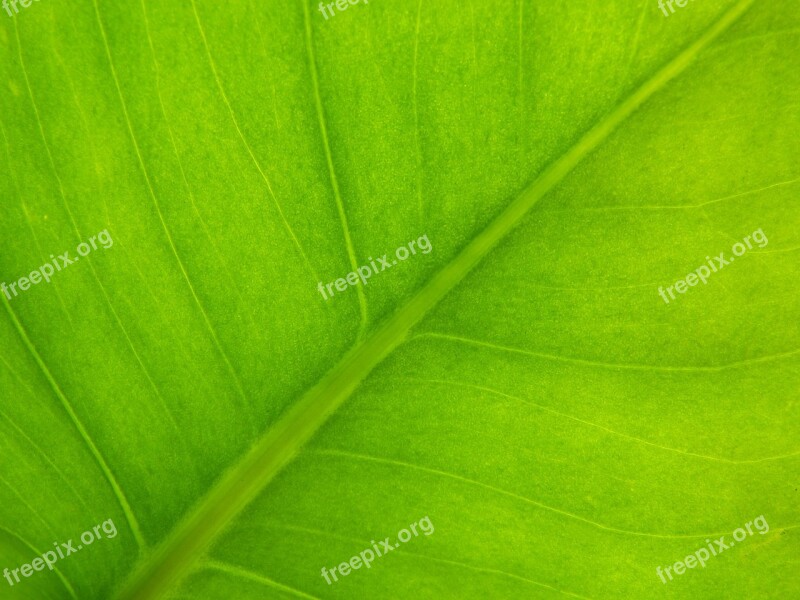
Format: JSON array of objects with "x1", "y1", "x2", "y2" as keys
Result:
[{"x1": 1, "y1": 0, "x2": 797, "y2": 598}]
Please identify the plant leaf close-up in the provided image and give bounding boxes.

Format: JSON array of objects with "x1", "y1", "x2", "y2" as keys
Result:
[{"x1": 1, "y1": 0, "x2": 798, "y2": 598}]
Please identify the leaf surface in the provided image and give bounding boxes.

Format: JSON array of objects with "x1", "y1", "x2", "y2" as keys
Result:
[{"x1": 0, "y1": 0, "x2": 798, "y2": 598}]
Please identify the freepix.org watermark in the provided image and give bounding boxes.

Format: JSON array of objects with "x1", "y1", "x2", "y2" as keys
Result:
[
  {"x1": 1, "y1": 230, "x2": 113, "y2": 302},
  {"x1": 3, "y1": 518, "x2": 118, "y2": 588},
  {"x1": 657, "y1": 228, "x2": 767, "y2": 304},
  {"x1": 2, "y1": 0, "x2": 43, "y2": 18},
  {"x1": 317, "y1": 234, "x2": 432, "y2": 301},
  {"x1": 658, "y1": 0, "x2": 695, "y2": 18},
  {"x1": 320, "y1": 516, "x2": 434, "y2": 585},
  {"x1": 317, "y1": 0, "x2": 368, "y2": 20},
  {"x1": 656, "y1": 515, "x2": 769, "y2": 584}
]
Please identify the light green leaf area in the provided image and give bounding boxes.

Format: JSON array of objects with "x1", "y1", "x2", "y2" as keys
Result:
[{"x1": 1, "y1": 0, "x2": 798, "y2": 598}]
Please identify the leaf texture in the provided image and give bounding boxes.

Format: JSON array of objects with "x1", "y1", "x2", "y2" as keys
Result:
[{"x1": 0, "y1": 0, "x2": 798, "y2": 598}]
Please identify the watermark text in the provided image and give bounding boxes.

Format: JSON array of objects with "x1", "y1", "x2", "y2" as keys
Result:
[{"x1": 321, "y1": 516, "x2": 434, "y2": 585}]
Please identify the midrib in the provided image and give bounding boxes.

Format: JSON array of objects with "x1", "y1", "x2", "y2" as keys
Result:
[{"x1": 115, "y1": 1, "x2": 756, "y2": 597}]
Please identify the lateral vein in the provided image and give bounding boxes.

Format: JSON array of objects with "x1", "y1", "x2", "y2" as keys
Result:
[{"x1": 301, "y1": 0, "x2": 369, "y2": 337}]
